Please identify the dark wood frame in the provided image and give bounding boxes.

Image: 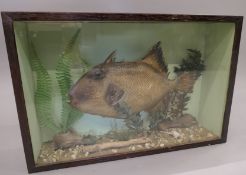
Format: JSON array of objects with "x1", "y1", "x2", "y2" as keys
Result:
[{"x1": 1, "y1": 12, "x2": 243, "y2": 173}]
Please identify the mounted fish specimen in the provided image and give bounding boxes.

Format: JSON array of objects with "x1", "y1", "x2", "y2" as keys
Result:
[{"x1": 69, "y1": 42, "x2": 194, "y2": 120}]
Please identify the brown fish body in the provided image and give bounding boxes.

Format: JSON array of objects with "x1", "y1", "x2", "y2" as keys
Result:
[
  {"x1": 102, "y1": 61, "x2": 174, "y2": 116},
  {"x1": 69, "y1": 42, "x2": 189, "y2": 118}
]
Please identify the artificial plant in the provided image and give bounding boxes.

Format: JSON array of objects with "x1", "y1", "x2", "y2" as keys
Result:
[
  {"x1": 174, "y1": 49, "x2": 205, "y2": 76},
  {"x1": 55, "y1": 29, "x2": 86, "y2": 132},
  {"x1": 30, "y1": 42, "x2": 60, "y2": 132},
  {"x1": 124, "y1": 113, "x2": 144, "y2": 133},
  {"x1": 30, "y1": 28, "x2": 89, "y2": 134},
  {"x1": 149, "y1": 49, "x2": 205, "y2": 130},
  {"x1": 171, "y1": 49, "x2": 205, "y2": 118}
]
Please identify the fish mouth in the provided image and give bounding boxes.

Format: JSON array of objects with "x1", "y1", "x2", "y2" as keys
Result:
[
  {"x1": 69, "y1": 90, "x2": 91, "y2": 108},
  {"x1": 69, "y1": 96, "x2": 80, "y2": 108}
]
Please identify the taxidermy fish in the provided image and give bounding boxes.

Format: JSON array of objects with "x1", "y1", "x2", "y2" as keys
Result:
[{"x1": 69, "y1": 42, "x2": 193, "y2": 118}]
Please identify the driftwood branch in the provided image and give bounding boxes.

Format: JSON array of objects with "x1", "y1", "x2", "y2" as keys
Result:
[{"x1": 82, "y1": 137, "x2": 150, "y2": 153}]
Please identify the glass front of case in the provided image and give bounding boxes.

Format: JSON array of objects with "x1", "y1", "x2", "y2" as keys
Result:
[{"x1": 13, "y1": 20, "x2": 235, "y2": 166}]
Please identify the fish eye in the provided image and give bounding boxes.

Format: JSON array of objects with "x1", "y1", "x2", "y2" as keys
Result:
[
  {"x1": 87, "y1": 68, "x2": 105, "y2": 80},
  {"x1": 94, "y1": 69, "x2": 102, "y2": 77}
]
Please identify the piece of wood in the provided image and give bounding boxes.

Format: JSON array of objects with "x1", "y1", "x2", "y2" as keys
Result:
[{"x1": 82, "y1": 138, "x2": 150, "y2": 153}]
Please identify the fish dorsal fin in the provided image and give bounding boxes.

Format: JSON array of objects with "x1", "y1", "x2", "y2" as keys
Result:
[
  {"x1": 142, "y1": 41, "x2": 168, "y2": 73},
  {"x1": 104, "y1": 50, "x2": 116, "y2": 64}
]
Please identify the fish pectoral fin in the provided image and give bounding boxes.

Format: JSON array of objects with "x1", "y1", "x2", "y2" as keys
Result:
[{"x1": 105, "y1": 83, "x2": 125, "y2": 106}]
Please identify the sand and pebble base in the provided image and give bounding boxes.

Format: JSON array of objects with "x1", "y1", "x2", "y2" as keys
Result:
[{"x1": 37, "y1": 126, "x2": 218, "y2": 166}]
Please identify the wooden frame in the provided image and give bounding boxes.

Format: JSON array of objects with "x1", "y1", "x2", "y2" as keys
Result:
[{"x1": 1, "y1": 12, "x2": 243, "y2": 173}]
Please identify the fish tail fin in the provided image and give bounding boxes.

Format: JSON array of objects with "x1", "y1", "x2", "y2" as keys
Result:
[{"x1": 175, "y1": 72, "x2": 197, "y2": 93}]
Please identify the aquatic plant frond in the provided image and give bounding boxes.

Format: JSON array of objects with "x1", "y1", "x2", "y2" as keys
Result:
[
  {"x1": 55, "y1": 28, "x2": 85, "y2": 132},
  {"x1": 148, "y1": 49, "x2": 205, "y2": 130},
  {"x1": 29, "y1": 28, "x2": 90, "y2": 137},
  {"x1": 174, "y1": 49, "x2": 205, "y2": 75},
  {"x1": 79, "y1": 56, "x2": 90, "y2": 74},
  {"x1": 29, "y1": 42, "x2": 60, "y2": 132},
  {"x1": 63, "y1": 29, "x2": 81, "y2": 55}
]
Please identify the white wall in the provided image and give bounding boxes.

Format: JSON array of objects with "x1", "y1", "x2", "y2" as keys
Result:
[{"x1": 0, "y1": 1, "x2": 246, "y2": 175}]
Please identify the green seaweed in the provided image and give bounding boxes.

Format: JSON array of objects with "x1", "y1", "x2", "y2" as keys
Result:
[
  {"x1": 79, "y1": 56, "x2": 91, "y2": 73},
  {"x1": 174, "y1": 49, "x2": 205, "y2": 75},
  {"x1": 55, "y1": 29, "x2": 84, "y2": 132},
  {"x1": 148, "y1": 91, "x2": 173, "y2": 129},
  {"x1": 29, "y1": 42, "x2": 60, "y2": 132},
  {"x1": 124, "y1": 114, "x2": 144, "y2": 133},
  {"x1": 30, "y1": 28, "x2": 89, "y2": 134},
  {"x1": 148, "y1": 49, "x2": 205, "y2": 130},
  {"x1": 108, "y1": 121, "x2": 137, "y2": 141},
  {"x1": 171, "y1": 49, "x2": 205, "y2": 118}
]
